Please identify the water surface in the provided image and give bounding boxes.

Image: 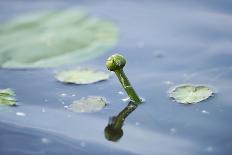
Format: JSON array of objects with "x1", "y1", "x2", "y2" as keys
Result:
[{"x1": 0, "y1": 0, "x2": 232, "y2": 154}]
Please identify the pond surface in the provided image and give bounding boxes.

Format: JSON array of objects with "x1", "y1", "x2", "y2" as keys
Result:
[{"x1": 1, "y1": 0, "x2": 232, "y2": 155}]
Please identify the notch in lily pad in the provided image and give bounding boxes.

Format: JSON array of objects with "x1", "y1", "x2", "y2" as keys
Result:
[
  {"x1": 0, "y1": 88, "x2": 17, "y2": 106},
  {"x1": 55, "y1": 69, "x2": 110, "y2": 84},
  {"x1": 169, "y1": 85, "x2": 213, "y2": 104},
  {"x1": 106, "y1": 54, "x2": 142, "y2": 103}
]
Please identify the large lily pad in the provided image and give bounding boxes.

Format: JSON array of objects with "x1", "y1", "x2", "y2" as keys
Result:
[
  {"x1": 55, "y1": 69, "x2": 110, "y2": 84},
  {"x1": 0, "y1": 10, "x2": 117, "y2": 68},
  {"x1": 68, "y1": 96, "x2": 107, "y2": 113},
  {"x1": 0, "y1": 88, "x2": 16, "y2": 106},
  {"x1": 169, "y1": 85, "x2": 213, "y2": 104}
]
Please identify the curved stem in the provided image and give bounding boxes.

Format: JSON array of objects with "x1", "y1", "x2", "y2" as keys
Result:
[
  {"x1": 114, "y1": 69, "x2": 142, "y2": 103},
  {"x1": 113, "y1": 102, "x2": 137, "y2": 129},
  {"x1": 104, "y1": 101, "x2": 138, "y2": 142}
]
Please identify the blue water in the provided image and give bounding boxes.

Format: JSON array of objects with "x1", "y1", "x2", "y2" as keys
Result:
[{"x1": 0, "y1": 0, "x2": 232, "y2": 154}]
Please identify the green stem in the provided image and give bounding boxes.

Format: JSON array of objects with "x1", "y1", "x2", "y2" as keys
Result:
[
  {"x1": 114, "y1": 69, "x2": 142, "y2": 103},
  {"x1": 113, "y1": 102, "x2": 137, "y2": 129},
  {"x1": 104, "y1": 101, "x2": 138, "y2": 141}
]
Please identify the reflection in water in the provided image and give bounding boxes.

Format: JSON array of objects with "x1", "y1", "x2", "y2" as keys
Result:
[{"x1": 104, "y1": 101, "x2": 138, "y2": 142}]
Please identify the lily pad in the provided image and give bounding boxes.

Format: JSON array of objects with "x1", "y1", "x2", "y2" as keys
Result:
[
  {"x1": 169, "y1": 85, "x2": 213, "y2": 104},
  {"x1": 0, "y1": 10, "x2": 118, "y2": 68},
  {"x1": 0, "y1": 88, "x2": 16, "y2": 106},
  {"x1": 68, "y1": 96, "x2": 107, "y2": 113},
  {"x1": 55, "y1": 69, "x2": 110, "y2": 84}
]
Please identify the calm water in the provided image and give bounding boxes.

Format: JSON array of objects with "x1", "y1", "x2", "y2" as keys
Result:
[{"x1": 0, "y1": 0, "x2": 232, "y2": 154}]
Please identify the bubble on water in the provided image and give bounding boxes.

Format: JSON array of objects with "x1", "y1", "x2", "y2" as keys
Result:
[
  {"x1": 118, "y1": 91, "x2": 124, "y2": 95},
  {"x1": 135, "y1": 122, "x2": 140, "y2": 126},
  {"x1": 44, "y1": 99, "x2": 48, "y2": 102},
  {"x1": 42, "y1": 107, "x2": 46, "y2": 113},
  {"x1": 41, "y1": 137, "x2": 51, "y2": 144},
  {"x1": 80, "y1": 142, "x2": 86, "y2": 147},
  {"x1": 71, "y1": 94, "x2": 76, "y2": 97},
  {"x1": 64, "y1": 105, "x2": 69, "y2": 109},
  {"x1": 201, "y1": 110, "x2": 210, "y2": 114},
  {"x1": 140, "y1": 97, "x2": 146, "y2": 102},
  {"x1": 121, "y1": 97, "x2": 145, "y2": 103},
  {"x1": 164, "y1": 81, "x2": 174, "y2": 85},
  {"x1": 121, "y1": 97, "x2": 130, "y2": 102},
  {"x1": 60, "y1": 93, "x2": 67, "y2": 97},
  {"x1": 205, "y1": 146, "x2": 214, "y2": 152},
  {"x1": 16, "y1": 112, "x2": 26, "y2": 117},
  {"x1": 170, "y1": 128, "x2": 176, "y2": 134}
]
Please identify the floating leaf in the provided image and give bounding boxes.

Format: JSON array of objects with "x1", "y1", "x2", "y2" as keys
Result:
[
  {"x1": 55, "y1": 69, "x2": 110, "y2": 84},
  {"x1": 169, "y1": 85, "x2": 213, "y2": 104},
  {"x1": 0, "y1": 88, "x2": 16, "y2": 106},
  {"x1": 68, "y1": 96, "x2": 107, "y2": 112},
  {"x1": 0, "y1": 10, "x2": 118, "y2": 68}
]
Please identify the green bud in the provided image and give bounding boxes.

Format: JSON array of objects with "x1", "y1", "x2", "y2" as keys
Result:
[{"x1": 106, "y1": 54, "x2": 126, "y2": 71}]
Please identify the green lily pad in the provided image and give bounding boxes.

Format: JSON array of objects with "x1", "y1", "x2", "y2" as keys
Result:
[
  {"x1": 0, "y1": 88, "x2": 16, "y2": 106},
  {"x1": 55, "y1": 69, "x2": 110, "y2": 84},
  {"x1": 169, "y1": 85, "x2": 213, "y2": 104},
  {"x1": 68, "y1": 96, "x2": 107, "y2": 112},
  {"x1": 0, "y1": 10, "x2": 118, "y2": 68}
]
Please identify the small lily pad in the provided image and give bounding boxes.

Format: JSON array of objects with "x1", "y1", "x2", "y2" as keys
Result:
[
  {"x1": 169, "y1": 85, "x2": 213, "y2": 104},
  {"x1": 0, "y1": 88, "x2": 16, "y2": 106},
  {"x1": 68, "y1": 96, "x2": 107, "y2": 112},
  {"x1": 55, "y1": 69, "x2": 110, "y2": 84}
]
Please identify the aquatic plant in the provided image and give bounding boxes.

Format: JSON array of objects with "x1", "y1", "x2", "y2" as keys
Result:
[
  {"x1": 0, "y1": 88, "x2": 16, "y2": 106},
  {"x1": 67, "y1": 96, "x2": 107, "y2": 113},
  {"x1": 104, "y1": 101, "x2": 137, "y2": 142},
  {"x1": 106, "y1": 54, "x2": 142, "y2": 103},
  {"x1": 55, "y1": 69, "x2": 110, "y2": 84},
  {"x1": 170, "y1": 85, "x2": 213, "y2": 104},
  {"x1": 0, "y1": 10, "x2": 117, "y2": 68}
]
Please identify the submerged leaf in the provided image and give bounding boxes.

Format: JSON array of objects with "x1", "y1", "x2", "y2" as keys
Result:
[
  {"x1": 0, "y1": 88, "x2": 16, "y2": 106},
  {"x1": 169, "y1": 85, "x2": 213, "y2": 104},
  {"x1": 55, "y1": 69, "x2": 110, "y2": 84},
  {"x1": 0, "y1": 10, "x2": 118, "y2": 68},
  {"x1": 68, "y1": 96, "x2": 107, "y2": 112}
]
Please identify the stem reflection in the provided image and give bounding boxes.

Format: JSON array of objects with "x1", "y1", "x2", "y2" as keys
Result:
[{"x1": 104, "y1": 101, "x2": 139, "y2": 142}]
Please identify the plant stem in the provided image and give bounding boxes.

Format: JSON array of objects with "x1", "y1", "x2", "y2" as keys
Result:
[
  {"x1": 104, "y1": 101, "x2": 138, "y2": 141},
  {"x1": 114, "y1": 69, "x2": 142, "y2": 103},
  {"x1": 113, "y1": 101, "x2": 137, "y2": 129}
]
